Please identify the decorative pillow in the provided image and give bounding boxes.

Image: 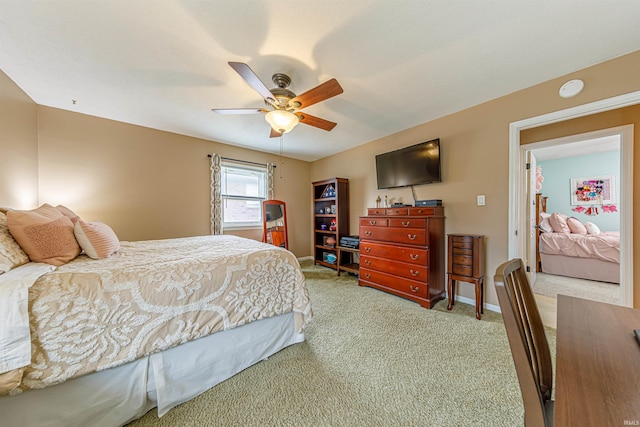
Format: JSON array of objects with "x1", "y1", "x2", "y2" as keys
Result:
[
  {"x1": 538, "y1": 212, "x2": 553, "y2": 233},
  {"x1": 56, "y1": 205, "x2": 80, "y2": 224},
  {"x1": 567, "y1": 217, "x2": 587, "y2": 234},
  {"x1": 74, "y1": 220, "x2": 120, "y2": 259},
  {"x1": 0, "y1": 212, "x2": 29, "y2": 273},
  {"x1": 584, "y1": 221, "x2": 601, "y2": 235},
  {"x1": 6, "y1": 204, "x2": 81, "y2": 266},
  {"x1": 549, "y1": 213, "x2": 570, "y2": 234}
]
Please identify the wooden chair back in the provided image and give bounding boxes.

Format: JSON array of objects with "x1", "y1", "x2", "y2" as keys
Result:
[{"x1": 494, "y1": 258, "x2": 553, "y2": 427}]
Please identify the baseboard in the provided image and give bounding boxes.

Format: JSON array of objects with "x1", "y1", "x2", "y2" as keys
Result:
[
  {"x1": 451, "y1": 294, "x2": 501, "y2": 314},
  {"x1": 297, "y1": 256, "x2": 314, "y2": 262}
]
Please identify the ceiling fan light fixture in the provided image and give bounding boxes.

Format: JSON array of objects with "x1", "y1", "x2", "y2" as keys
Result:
[{"x1": 265, "y1": 110, "x2": 299, "y2": 134}]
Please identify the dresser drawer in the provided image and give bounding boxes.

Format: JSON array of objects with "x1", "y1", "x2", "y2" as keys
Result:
[
  {"x1": 360, "y1": 255, "x2": 428, "y2": 282},
  {"x1": 452, "y1": 264, "x2": 472, "y2": 276},
  {"x1": 408, "y1": 207, "x2": 437, "y2": 216},
  {"x1": 385, "y1": 208, "x2": 409, "y2": 216},
  {"x1": 360, "y1": 226, "x2": 427, "y2": 246},
  {"x1": 359, "y1": 241, "x2": 428, "y2": 266},
  {"x1": 359, "y1": 217, "x2": 389, "y2": 227},
  {"x1": 367, "y1": 208, "x2": 387, "y2": 216},
  {"x1": 452, "y1": 247, "x2": 473, "y2": 256},
  {"x1": 360, "y1": 268, "x2": 428, "y2": 298},
  {"x1": 452, "y1": 254, "x2": 473, "y2": 266},
  {"x1": 452, "y1": 241, "x2": 472, "y2": 250},
  {"x1": 388, "y1": 218, "x2": 426, "y2": 228}
]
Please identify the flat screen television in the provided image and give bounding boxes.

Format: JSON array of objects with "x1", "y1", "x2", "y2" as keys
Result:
[{"x1": 375, "y1": 138, "x2": 441, "y2": 189}]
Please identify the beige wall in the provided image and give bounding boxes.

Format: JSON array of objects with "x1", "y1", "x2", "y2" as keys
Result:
[
  {"x1": 0, "y1": 70, "x2": 39, "y2": 209},
  {"x1": 35, "y1": 107, "x2": 312, "y2": 256},
  {"x1": 0, "y1": 70, "x2": 312, "y2": 257},
  {"x1": 311, "y1": 50, "x2": 640, "y2": 308}
]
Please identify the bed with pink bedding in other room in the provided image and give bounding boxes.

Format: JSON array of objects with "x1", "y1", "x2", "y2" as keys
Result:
[
  {"x1": 538, "y1": 228, "x2": 620, "y2": 284},
  {"x1": 0, "y1": 205, "x2": 312, "y2": 427}
]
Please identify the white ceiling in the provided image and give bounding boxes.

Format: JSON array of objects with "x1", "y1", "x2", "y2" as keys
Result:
[
  {"x1": 1, "y1": 1, "x2": 640, "y2": 162},
  {"x1": 533, "y1": 135, "x2": 620, "y2": 161}
]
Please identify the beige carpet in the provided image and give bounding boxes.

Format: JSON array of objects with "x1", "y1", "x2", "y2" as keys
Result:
[
  {"x1": 128, "y1": 261, "x2": 556, "y2": 426},
  {"x1": 533, "y1": 272, "x2": 620, "y2": 305}
]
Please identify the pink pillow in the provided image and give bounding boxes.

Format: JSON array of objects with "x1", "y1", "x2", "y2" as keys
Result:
[
  {"x1": 549, "y1": 213, "x2": 570, "y2": 234},
  {"x1": 74, "y1": 220, "x2": 120, "y2": 259},
  {"x1": 567, "y1": 217, "x2": 587, "y2": 234},
  {"x1": 6, "y1": 204, "x2": 81, "y2": 266},
  {"x1": 56, "y1": 205, "x2": 81, "y2": 224}
]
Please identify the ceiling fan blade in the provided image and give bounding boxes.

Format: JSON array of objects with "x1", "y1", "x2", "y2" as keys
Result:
[
  {"x1": 228, "y1": 62, "x2": 276, "y2": 104},
  {"x1": 211, "y1": 108, "x2": 267, "y2": 115},
  {"x1": 296, "y1": 112, "x2": 337, "y2": 131},
  {"x1": 270, "y1": 128, "x2": 283, "y2": 138},
  {"x1": 289, "y1": 78, "x2": 343, "y2": 109}
]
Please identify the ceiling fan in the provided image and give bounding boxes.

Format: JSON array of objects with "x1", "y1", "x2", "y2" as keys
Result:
[{"x1": 212, "y1": 62, "x2": 343, "y2": 137}]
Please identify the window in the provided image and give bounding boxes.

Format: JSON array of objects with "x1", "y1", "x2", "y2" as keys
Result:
[{"x1": 221, "y1": 162, "x2": 267, "y2": 228}]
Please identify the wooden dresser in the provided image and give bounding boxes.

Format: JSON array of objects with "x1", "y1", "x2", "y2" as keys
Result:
[{"x1": 358, "y1": 206, "x2": 445, "y2": 308}]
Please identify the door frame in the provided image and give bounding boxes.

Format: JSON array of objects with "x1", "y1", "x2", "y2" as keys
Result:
[{"x1": 508, "y1": 90, "x2": 640, "y2": 307}]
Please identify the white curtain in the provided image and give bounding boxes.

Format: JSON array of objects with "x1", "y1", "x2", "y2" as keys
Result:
[
  {"x1": 209, "y1": 154, "x2": 223, "y2": 235},
  {"x1": 267, "y1": 163, "x2": 275, "y2": 200}
]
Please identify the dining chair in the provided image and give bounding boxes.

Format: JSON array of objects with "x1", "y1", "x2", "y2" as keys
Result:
[{"x1": 494, "y1": 258, "x2": 554, "y2": 427}]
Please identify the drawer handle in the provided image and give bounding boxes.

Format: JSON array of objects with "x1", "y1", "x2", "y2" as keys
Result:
[
  {"x1": 369, "y1": 220, "x2": 376, "y2": 225},
  {"x1": 365, "y1": 247, "x2": 371, "y2": 252},
  {"x1": 364, "y1": 273, "x2": 371, "y2": 279},
  {"x1": 410, "y1": 270, "x2": 419, "y2": 277},
  {"x1": 365, "y1": 231, "x2": 372, "y2": 236},
  {"x1": 408, "y1": 234, "x2": 417, "y2": 240},
  {"x1": 409, "y1": 253, "x2": 419, "y2": 260},
  {"x1": 410, "y1": 285, "x2": 419, "y2": 293},
  {"x1": 364, "y1": 260, "x2": 371, "y2": 265},
  {"x1": 401, "y1": 221, "x2": 411, "y2": 227}
]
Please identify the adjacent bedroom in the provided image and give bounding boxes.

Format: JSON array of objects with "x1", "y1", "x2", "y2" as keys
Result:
[{"x1": 531, "y1": 134, "x2": 621, "y2": 311}]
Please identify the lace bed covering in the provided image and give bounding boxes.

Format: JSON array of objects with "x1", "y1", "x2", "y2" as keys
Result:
[{"x1": 15, "y1": 235, "x2": 311, "y2": 393}]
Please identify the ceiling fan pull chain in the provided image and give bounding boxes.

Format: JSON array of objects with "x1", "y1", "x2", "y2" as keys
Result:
[{"x1": 279, "y1": 134, "x2": 284, "y2": 180}]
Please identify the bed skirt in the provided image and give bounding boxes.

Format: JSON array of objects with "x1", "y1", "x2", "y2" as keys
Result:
[
  {"x1": 540, "y1": 253, "x2": 620, "y2": 284},
  {"x1": 0, "y1": 312, "x2": 304, "y2": 427}
]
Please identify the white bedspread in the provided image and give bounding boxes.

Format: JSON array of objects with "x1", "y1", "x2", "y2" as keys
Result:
[
  {"x1": 3, "y1": 235, "x2": 311, "y2": 395},
  {"x1": 0, "y1": 263, "x2": 55, "y2": 373}
]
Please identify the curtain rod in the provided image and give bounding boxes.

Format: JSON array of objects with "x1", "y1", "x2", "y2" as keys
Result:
[{"x1": 207, "y1": 154, "x2": 276, "y2": 168}]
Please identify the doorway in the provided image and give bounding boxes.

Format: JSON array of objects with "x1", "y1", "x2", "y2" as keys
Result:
[
  {"x1": 508, "y1": 91, "x2": 639, "y2": 309},
  {"x1": 524, "y1": 130, "x2": 624, "y2": 309}
]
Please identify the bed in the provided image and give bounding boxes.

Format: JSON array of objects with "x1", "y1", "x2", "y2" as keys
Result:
[
  {"x1": 0, "y1": 206, "x2": 311, "y2": 426},
  {"x1": 536, "y1": 197, "x2": 620, "y2": 284}
]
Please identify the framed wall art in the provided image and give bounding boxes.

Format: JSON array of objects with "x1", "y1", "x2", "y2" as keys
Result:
[{"x1": 570, "y1": 175, "x2": 616, "y2": 205}]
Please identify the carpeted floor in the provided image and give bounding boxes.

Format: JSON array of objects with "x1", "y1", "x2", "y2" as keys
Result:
[
  {"x1": 128, "y1": 260, "x2": 556, "y2": 426},
  {"x1": 533, "y1": 272, "x2": 619, "y2": 305}
]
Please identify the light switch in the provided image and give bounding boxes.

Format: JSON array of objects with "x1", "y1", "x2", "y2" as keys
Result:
[{"x1": 477, "y1": 195, "x2": 486, "y2": 206}]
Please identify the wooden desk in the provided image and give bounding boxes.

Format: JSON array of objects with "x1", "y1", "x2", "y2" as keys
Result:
[{"x1": 555, "y1": 295, "x2": 640, "y2": 426}]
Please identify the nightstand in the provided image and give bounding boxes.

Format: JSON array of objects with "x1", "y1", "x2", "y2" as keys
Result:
[{"x1": 447, "y1": 234, "x2": 485, "y2": 320}]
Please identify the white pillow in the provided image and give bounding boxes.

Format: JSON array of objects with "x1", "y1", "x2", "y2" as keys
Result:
[
  {"x1": 584, "y1": 221, "x2": 601, "y2": 235},
  {"x1": 0, "y1": 212, "x2": 29, "y2": 273},
  {"x1": 538, "y1": 212, "x2": 553, "y2": 233}
]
